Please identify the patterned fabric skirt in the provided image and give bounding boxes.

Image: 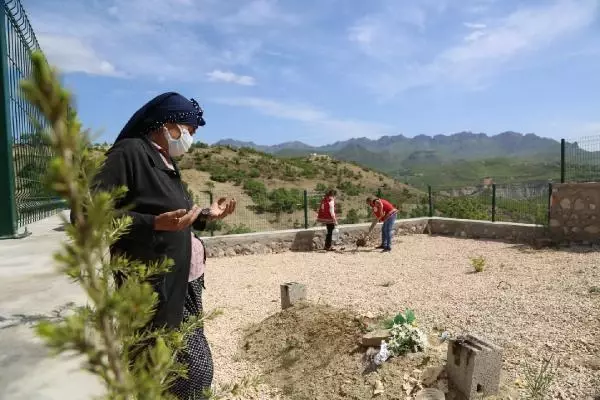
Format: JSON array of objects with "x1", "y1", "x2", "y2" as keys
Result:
[{"x1": 168, "y1": 275, "x2": 214, "y2": 399}]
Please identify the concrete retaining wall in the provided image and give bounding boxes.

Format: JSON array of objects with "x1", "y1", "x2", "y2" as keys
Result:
[{"x1": 201, "y1": 217, "x2": 545, "y2": 258}]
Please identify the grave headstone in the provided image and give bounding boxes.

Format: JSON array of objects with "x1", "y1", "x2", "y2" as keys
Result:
[{"x1": 280, "y1": 282, "x2": 306, "y2": 310}]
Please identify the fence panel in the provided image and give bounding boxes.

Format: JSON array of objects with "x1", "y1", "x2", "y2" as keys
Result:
[
  {"x1": 184, "y1": 181, "x2": 554, "y2": 236},
  {"x1": 563, "y1": 135, "x2": 600, "y2": 183},
  {"x1": 493, "y1": 182, "x2": 550, "y2": 225},
  {"x1": 430, "y1": 186, "x2": 493, "y2": 221},
  {"x1": 187, "y1": 187, "x2": 424, "y2": 236},
  {"x1": 0, "y1": 0, "x2": 63, "y2": 237}
]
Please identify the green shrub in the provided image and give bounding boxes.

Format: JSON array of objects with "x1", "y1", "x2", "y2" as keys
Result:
[
  {"x1": 315, "y1": 183, "x2": 328, "y2": 194},
  {"x1": 436, "y1": 196, "x2": 489, "y2": 220},
  {"x1": 224, "y1": 224, "x2": 254, "y2": 235},
  {"x1": 338, "y1": 181, "x2": 362, "y2": 196},
  {"x1": 210, "y1": 173, "x2": 228, "y2": 183},
  {"x1": 309, "y1": 196, "x2": 320, "y2": 211},
  {"x1": 268, "y1": 188, "x2": 303, "y2": 213},
  {"x1": 470, "y1": 256, "x2": 486, "y2": 273},
  {"x1": 242, "y1": 179, "x2": 267, "y2": 200},
  {"x1": 190, "y1": 141, "x2": 209, "y2": 149},
  {"x1": 344, "y1": 208, "x2": 361, "y2": 224}
]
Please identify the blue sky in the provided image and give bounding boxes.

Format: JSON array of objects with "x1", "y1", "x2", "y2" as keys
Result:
[{"x1": 22, "y1": 0, "x2": 600, "y2": 146}]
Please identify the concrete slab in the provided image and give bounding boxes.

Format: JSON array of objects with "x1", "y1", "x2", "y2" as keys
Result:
[{"x1": 0, "y1": 211, "x2": 103, "y2": 400}]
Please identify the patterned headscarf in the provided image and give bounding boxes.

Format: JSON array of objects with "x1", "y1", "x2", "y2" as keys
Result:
[{"x1": 114, "y1": 92, "x2": 205, "y2": 143}]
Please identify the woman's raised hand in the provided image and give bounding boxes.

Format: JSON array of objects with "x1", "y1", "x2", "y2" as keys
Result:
[
  {"x1": 154, "y1": 206, "x2": 202, "y2": 231},
  {"x1": 208, "y1": 197, "x2": 236, "y2": 220}
]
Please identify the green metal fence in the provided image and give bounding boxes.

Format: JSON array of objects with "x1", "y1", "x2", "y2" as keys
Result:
[
  {"x1": 180, "y1": 182, "x2": 552, "y2": 237},
  {"x1": 429, "y1": 182, "x2": 551, "y2": 225},
  {"x1": 562, "y1": 136, "x2": 600, "y2": 183},
  {"x1": 0, "y1": 0, "x2": 63, "y2": 238},
  {"x1": 186, "y1": 188, "x2": 377, "y2": 235}
]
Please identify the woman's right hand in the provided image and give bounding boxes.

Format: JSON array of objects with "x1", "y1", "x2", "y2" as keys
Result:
[{"x1": 154, "y1": 206, "x2": 202, "y2": 231}]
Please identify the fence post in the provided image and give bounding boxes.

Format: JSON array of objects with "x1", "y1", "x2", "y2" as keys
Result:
[
  {"x1": 547, "y1": 183, "x2": 553, "y2": 226},
  {"x1": 303, "y1": 190, "x2": 308, "y2": 229},
  {"x1": 0, "y1": 11, "x2": 17, "y2": 239},
  {"x1": 427, "y1": 185, "x2": 433, "y2": 217},
  {"x1": 491, "y1": 184, "x2": 496, "y2": 222},
  {"x1": 560, "y1": 138, "x2": 565, "y2": 183},
  {"x1": 202, "y1": 190, "x2": 214, "y2": 236}
]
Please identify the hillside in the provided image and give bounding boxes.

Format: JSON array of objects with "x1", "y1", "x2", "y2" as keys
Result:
[
  {"x1": 397, "y1": 157, "x2": 561, "y2": 189},
  {"x1": 177, "y1": 144, "x2": 427, "y2": 234},
  {"x1": 85, "y1": 142, "x2": 559, "y2": 231}
]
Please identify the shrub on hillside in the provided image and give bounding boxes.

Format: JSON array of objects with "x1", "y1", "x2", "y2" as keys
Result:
[
  {"x1": 224, "y1": 224, "x2": 254, "y2": 235},
  {"x1": 248, "y1": 168, "x2": 260, "y2": 178},
  {"x1": 315, "y1": 183, "x2": 328, "y2": 194},
  {"x1": 344, "y1": 208, "x2": 361, "y2": 224},
  {"x1": 309, "y1": 196, "x2": 320, "y2": 211},
  {"x1": 268, "y1": 188, "x2": 303, "y2": 213},
  {"x1": 210, "y1": 173, "x2": 228, "y2": 183},
  {"x1": 190, "y1": 141, "x2": 209, "y2": 149},
  {"x1": 409, "y1": 199, "x2": 430, "y2": 218},
  {"x1": 242, "y1": 179, "x2": 268, "y2": 200},
  {"x1": 338, "y1": 181, "x2": 362, "y2": 196},
  {"x1": 436, "y1": 196, "x2": 489, "y2": 220}
]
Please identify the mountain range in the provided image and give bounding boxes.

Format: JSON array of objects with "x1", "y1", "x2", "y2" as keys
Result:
[
  {"x1": 219, "y1": 130, "x2": 557, "y2": 166},
  {"x1": 214, "y1": 132, "x2": 600, "y2": 187}
]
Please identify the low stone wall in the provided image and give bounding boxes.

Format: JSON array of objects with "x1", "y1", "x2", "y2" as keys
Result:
[
  {"x1": 549, "y1": 182, "x2": 600, "y2": 243},
  {"x1": 201, "y1": 217, "x2": 545, "y2": 258},
  {"x1": 428, "y1": 218, "x2": 545, "y2": 243},
  {"x1": 202, "y1": 218, "x2": 429, "y2": 258}
]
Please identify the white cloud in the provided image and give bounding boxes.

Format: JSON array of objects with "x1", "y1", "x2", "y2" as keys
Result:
[
  {"x1": 465, "y1": 0, "x2": 497, "y2": 15},
  {"x1": 463, "y1": 22, "x2": 487, "y2": 29},
  {"x1": 37, "y1": 34, "x2": 120, "y2": 76},
  {"x1": 444, "y1": 1, "x2": 596, "y2": 67},
  {"x1": 26, "y1": 0, "x2": 299, "y2": 80},
  {"x1": 207, "y1": 70, "x2": 256, "y2": 86},
  {"x1": 218, "y1": 0, "x2": 299, "y2": 29},
  {"x1": 347, "y1": 1, "x2": 445, "y2": 60},
  {"x1": 366, "y1": 0, "x2": 599, "y2": 97},
  {"x1": 214, "y1": 97, "x2": 392, "y2": 139}
]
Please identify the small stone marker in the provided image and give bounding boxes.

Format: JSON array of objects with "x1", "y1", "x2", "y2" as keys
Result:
[
  {"x1": 414, "y1": 388, "x2": 445, "y2": 400},
  {"x1": 446, "y1": 334, "x2": 502, "y2": 399},
  {"x1": 280, "y1": 282, "x2": 306, "y2": 310},
  {"x1": 361, "y1": 329, "x2": 391, "y2": 347}
]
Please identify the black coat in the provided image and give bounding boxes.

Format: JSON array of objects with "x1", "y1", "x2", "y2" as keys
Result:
[{"x1": 77, "y1": 137, "x2": 206, "y2": 329}]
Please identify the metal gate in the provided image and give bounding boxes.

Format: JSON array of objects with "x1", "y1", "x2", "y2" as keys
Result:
[{"x1": 0, "y1": 0, "x2": 64, "y2": 238}]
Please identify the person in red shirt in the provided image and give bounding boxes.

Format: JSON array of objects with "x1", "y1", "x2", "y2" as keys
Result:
[
  {"x1": 316, "y1": 189, "x2": 338, "y2": 251},
  {"x1": 364, "y1": 196, "x2": 398, "y2": 252}
]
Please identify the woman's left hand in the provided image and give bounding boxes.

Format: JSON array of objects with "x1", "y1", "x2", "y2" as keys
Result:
[{"x1": 208, "y1": 197, "x2": 236, "y2": 220}]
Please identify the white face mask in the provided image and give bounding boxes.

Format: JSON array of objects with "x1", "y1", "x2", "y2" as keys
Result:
[{"x1": 164, "y1": 124, "x2": 194, "y2": 157}]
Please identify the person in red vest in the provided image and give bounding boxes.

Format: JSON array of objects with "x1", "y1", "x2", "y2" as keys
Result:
[
  {"x1": 316, "y1": 189, "x2": 338, "y2": 251},
  {"x1": 364, "y1": 196, "x2": 398, "y2": 252}
]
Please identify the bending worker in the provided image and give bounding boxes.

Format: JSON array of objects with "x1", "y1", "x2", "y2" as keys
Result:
[{"x1": 364, "y1": 196, "x2": 398, "y2": 252}]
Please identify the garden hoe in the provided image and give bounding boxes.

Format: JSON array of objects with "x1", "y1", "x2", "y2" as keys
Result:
[{"x1": 355, "y1": 221, "x2": 377, "y2": 249}]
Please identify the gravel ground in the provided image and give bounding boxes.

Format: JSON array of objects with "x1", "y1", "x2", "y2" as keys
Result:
[{"x1": 203, "y1": 235, "x2": 600, "y2": 399}]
